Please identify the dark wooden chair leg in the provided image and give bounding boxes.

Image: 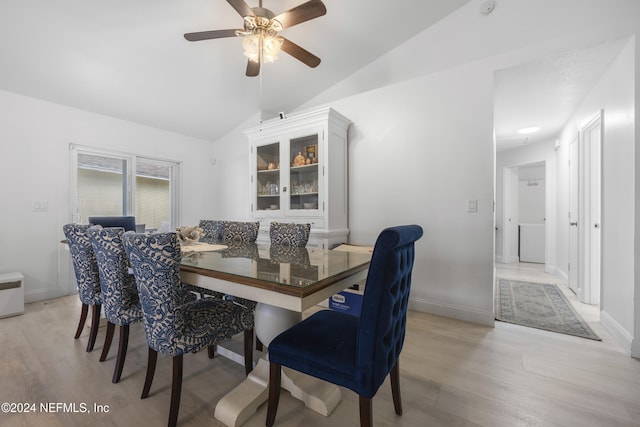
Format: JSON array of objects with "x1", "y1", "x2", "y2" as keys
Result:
[
  {"x1": 86, "y1": 304, "x2": 101, "y2": 352},
  {"x1": 256, "y1": 337, "x2": 264, "y2": 352},
  {"x1": 208, "y1": 345, "x2": 216, "y2": 359},
  {"x1": 359, "y1": 395, "x2": 372, "y2": 427},
  {"x1": 112, "y1": 325, "x2": 129, "y2": 384},
  {"x1": 75, "y1": 303, "x2": 89, "y2": 339},
  {"x1": 390, "y1": 360, "x2": 402, "y2": 415},
  {"x1": 266, "y1": 362, "x2": 282, "y2": 427},
  {"x1": 100, "y1": 322, "x2": 115, "y2": 362},
  {"x1": 141, "y1": 347, "x2": 157, "y2": 399},
  {"x1": 244, "y1": 329, "x2": 254, "y2": 375},
  {"x1": 168, "y1": 355, "x2": 183, "y2": 427}
]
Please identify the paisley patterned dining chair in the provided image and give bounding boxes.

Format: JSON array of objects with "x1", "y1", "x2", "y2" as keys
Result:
[
  {"x1": 221, "y1": 221, "x2": 260, "y2": 245},
  {"x1": 123, "y1": 232, "x2": 255, "y2": 427},
  {"x1": 88, "y1": 226, "x2": 144, "y2": 384},
  {"x1": 266, "y1": 225, "x2": 424, "y2": 427},
  {"x1": 269, "y1": 222, "x2": 311, "y2": 247},
  {"x1": 198, "y1": 219, "x2": 225, "y2": 241},
  {"x1": 63, "y1": 223, "x2": 103, "y2": 353}
]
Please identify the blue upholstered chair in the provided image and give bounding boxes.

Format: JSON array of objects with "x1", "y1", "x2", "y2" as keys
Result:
[
  {"x1": 88, "y1": 216, "x2": 137, "y2": 232},
  {"x1": 269, "y1": 222, "x2": 311, "y2": 247},
  {"x1": 122, "y1": 232, "x2": 255, "y2": 427},
  {"x1": 266, "y1": 225, "x2": 424, "y2": 427},
  {"x1": 221, "y1": 221, "x2": 260, "y2": 245},
  {"x1": 198, "y1": 219, "x2": 224, "y2": 241},
  {"x1": 88, "y1": 227, "x2": 144, "y2": 383},
  {"x1": 63, "y1": 224, "x2": 103, "y2": 352}
]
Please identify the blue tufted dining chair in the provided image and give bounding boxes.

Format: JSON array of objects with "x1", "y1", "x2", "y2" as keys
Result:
[
  {"x1": 123, "y1": 232, "x2": 255, "y2": 427},
  {"x1": 88, "y1": 226, "x2": 144, "y2": 384},
  {"x1": 88, "y1": 216, "x2": 137, "y2": 232},
  {"x1": 266, "y1": 225, "x2": 424, "y2": 427},
  {"x1": 269, "y1": 222, "x2": 311, "y2": 247},
  {"x1": 63, "y1": 224, "x2": 103, "y2": 353}
]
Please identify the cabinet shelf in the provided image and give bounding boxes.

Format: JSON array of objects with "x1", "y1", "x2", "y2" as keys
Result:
[
  {"x1": 257, "y1": 194, "x2": 280, "y2": 197},
  {"x1": 257, "y1": 168, "x2": 280, "y2": 173},
  {"x1": 291, "y1": 164, "x2": 318, "y2": 171}
]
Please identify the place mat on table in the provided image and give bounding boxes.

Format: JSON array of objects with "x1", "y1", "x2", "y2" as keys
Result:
[{"x1": 180, "y1": 242, "x2": 228, "y2": 252}]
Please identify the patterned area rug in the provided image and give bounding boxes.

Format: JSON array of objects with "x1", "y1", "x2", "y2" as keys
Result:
[{"x1": 496, "y1": 279, "x2": 601, "y2": 340}]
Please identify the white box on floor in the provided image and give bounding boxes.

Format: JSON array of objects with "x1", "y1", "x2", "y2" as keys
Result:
[{"x1": 0, "y1": 272, "x2": 24, "y2": 318}]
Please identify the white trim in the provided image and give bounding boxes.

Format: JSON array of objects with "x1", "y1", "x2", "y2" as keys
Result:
[
  {"x1": 408, "y1": 297, "x2": 495, "y2": 327},
  {"x1": 600, "y1": 309, "x2": 633, "y2": 355}
]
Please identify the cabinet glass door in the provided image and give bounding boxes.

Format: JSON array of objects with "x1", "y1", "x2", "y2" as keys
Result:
[
  {"x1": 255, "y1": 142, "x2": 280, "y2": 212},
  {"x1": 288, "y1": 134, "x2": 319, "y2": 212}
]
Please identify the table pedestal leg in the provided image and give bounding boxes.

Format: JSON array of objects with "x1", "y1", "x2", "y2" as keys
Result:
[{"x1": 214, "y1": 303, "x2": 342, "y2": 427}]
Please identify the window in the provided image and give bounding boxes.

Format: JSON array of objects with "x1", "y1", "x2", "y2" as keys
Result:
[{"x1": 70, "y1": 145, "x2": 180, "y2": 230}]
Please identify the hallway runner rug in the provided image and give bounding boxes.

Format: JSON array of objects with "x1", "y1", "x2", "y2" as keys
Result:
[{"x1": 495, "y1": 279, "x2": 601, "y2": 340}]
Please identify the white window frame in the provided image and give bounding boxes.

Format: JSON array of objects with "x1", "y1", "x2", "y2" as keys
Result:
[{"x1": 69, "y1": 144, "x2": 181, "y2": 228}]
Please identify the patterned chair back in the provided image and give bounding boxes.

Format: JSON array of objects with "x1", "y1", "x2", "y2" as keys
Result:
[
  {"x1": 199, "y1": 219, "x2": 224, "y2": 241},
  {"x1": 63, "y1": 224, "x2": 102, "y2": 306},
  {"x1": 221, "y1": 221, "x2": 260, "y2": 245},
  {"x1": 88, "y1": 227, "x2": 141, "y2": 325},
  {"x1": 122, "y1": 232, "x2": 187, "y2": 355},
  {"x1": 356, "y1": 225, "x2": 423, "y2": 397},
  {"x1": 269, "y1": 222, "x2": 311, "y2": 247}
]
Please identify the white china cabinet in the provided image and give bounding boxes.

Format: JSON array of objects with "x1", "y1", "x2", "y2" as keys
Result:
[{"x1": 247, "y1": 107, "x2": 351, "y2": 249}]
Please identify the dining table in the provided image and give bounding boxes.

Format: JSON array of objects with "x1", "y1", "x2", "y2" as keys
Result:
[{"x1": 179, "y1": 242, "x2": 372, "y2": 427}]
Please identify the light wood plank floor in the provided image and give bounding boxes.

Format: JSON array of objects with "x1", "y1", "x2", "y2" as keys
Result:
[{"x1": 1, "y1": 272, "x2": 639, "y2": 427}]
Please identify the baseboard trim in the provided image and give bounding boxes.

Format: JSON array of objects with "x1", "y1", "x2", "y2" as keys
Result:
[
  {"x1": 409, "y1": 297, "x2": 495, "y2": 327},
  {"x1": 25, "y1": 289, "x2": 69, "y2": 304},
  {"x1": 600, "y1": 309, "x2": 633, "y2": 355}
]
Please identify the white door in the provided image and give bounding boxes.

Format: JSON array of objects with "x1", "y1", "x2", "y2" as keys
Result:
[
  {"x1": 568, "y1": 137, "x2": 580, "y2": 295},
  {"x1": 584, "y1": 113, "x2": 602, "y2": 305}
]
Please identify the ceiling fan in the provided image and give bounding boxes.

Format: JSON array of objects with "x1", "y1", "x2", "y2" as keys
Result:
[{"x1": 184, "y1": 0, "x2": 327, "y2": 77}]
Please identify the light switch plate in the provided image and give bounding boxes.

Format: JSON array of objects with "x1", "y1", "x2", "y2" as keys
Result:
[{"x1": 467, "y1": 199, "x2": 477, "y2": 213}]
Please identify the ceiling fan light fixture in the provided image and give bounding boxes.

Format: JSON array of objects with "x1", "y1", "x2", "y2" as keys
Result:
[
  {"x1": 262, "y1": 35, "x2": 283, "y2": 63},
  {"x1": 242, "y1": 34, "x2": 261, "y2": 62}
]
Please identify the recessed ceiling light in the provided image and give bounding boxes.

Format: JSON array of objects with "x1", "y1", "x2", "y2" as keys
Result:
[{"x1": 518, "y1": 126, "x2": 540, "y2": 135}]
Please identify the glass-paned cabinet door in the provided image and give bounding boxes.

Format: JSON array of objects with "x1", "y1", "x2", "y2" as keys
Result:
[
  {"x1": 255, "y1": 142, "x2": 281, "y2": 212},
  {"x1": 288, "y1": 134, "x2": 319, "y2": 212}
]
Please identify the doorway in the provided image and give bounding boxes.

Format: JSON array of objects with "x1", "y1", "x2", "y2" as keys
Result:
[
  {"x1": 501, "y1": 161, "x2": 547, "y2": 267},
  {"x1": 568, "y1": 111, "x2": 602, "y2": 305}
]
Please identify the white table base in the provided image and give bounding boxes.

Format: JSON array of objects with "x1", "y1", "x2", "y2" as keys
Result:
[{"x1": 214, "y1": 303, "x2": 342, "y2": 427}]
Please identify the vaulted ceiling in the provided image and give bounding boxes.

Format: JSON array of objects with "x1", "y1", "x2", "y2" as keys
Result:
[{"x1": 0, "y1": 0, "x2": 470, "y2": 141}]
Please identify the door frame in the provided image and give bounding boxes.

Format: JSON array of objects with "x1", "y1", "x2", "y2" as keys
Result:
[{"x1": 579, "y1": 110, "x2": 603, "y2": 305}]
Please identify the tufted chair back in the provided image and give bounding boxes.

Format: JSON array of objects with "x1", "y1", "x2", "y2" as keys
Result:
[
  {"x1": 221, "y1": 221, "x2": 260, "y2": 245},
  {"x1": 88, "y1": 227, "x2": 141, "y2": 325},
  {"x1": 265, "y1": 225, "x2": 423, "y2": 427},
  {"x1": 199, "y1": 219, "x2": 224, "y2": 241},
  {"x1": 269, "y1": 222, "x2": 311, "y2": 247},
  {"x1": 123, "y1": 232, "x2": 190, "y2": 356},
  {"x1": 63, "y1": 224, "x2": 102, "y2": 306},
  {"x1": 356, "y1": 225, "x2": 423, "y2": 397}
]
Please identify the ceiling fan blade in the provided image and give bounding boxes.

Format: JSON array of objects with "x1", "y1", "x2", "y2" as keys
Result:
[
  {"x1": 273, "y1": 0, "x2": 326, "y2": 29},
  {"x1": 246, "y1": 59, "x2": 261, "y2": 77},
  {"x1": 184, "y1": 29, "x2": 241, "y2": 42},
  {"x1": 227, "y1": 0, "x2": 256, "y2": 18},
  {"x1": 281, "y1": 37, "x2": 321, "y2": 68}
]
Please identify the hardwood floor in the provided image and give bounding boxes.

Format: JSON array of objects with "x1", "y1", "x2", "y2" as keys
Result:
[{"x1": 1, "y1": 279, "x2": 639, "y2": 427}]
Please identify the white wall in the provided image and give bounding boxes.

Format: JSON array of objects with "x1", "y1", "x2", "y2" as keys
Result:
[
  {"x1": 519, "y1": 178, "x2": 545, "y2": 224},
  {"x1": 555, "y1": 37, "x2": 636, "y2": 353},
  {"x1": 210, "y1": 0, "x2": 640, "y2": 331},
  {"x1": 0, "y1": 90, "x2": 214, "y2": 302}
]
